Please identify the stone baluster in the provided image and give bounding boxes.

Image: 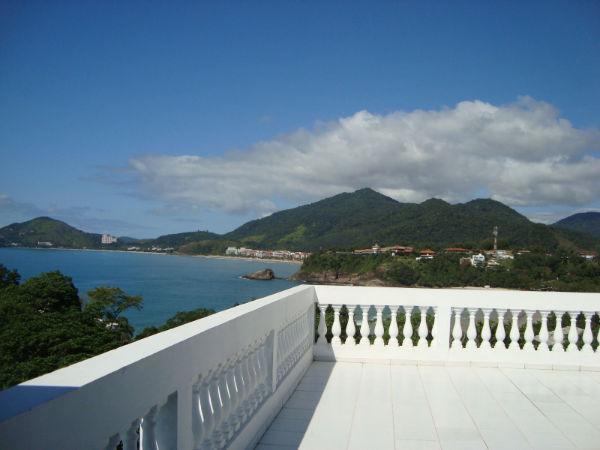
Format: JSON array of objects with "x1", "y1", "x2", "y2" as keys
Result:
[
  {"x1": 403, "y1": 306, "x2": 414, "y2": 348},
  {"x1": 430, "y1": 306, "x2": 437, "y2": 346},
  {"x1": 465, "y1": 308, "x2": 478, "y2": 350},
  {"x1": 374, "y1": 306, "x2": 385, "y2": 346},
  {"x1": 567, "y1": 311, "x2": 580, "y2": 353},
  {"x1": 494, "y1": 309, "x2": 506, "y2": 350},
  {"x1": 258, "y1": 343, "x2": 270, "y2": 399},
  {"x1": 214, "y1": 365, "x2": 232, "y2": 445},
  {"x1": 245, "y1": 349, "x2": 259, "y2": 412},
  {"x1": 451, "y1": 307, "x2": 463, "y2": 349},
  {"x1": 359, "y1": 305, "x2": 371, "y2": 346},
  {"x1": 233, "y1": 356, "x2": 248, "y2": 424},
  {"x1": 553, "y1": 312, "x2": 564, "y2": 352},
  {"x1": 206, "y1": 368, "x2": 223, "y2": 448},
  {"x1": 223, "y1": 363, "x2": 240, "y2": 437},
  {"x1": 240, "y1": 353, "x2": 254, "y2": 418},
  {"x1": 582, "y1": 311, "x2": 594, "y2": 353},
  {"x1": 317, "y1": 304, "x2": 327, "y2": 344},
  {"x1": 140, "y1": 406, "x2": 158, "y2": 450},
  {"x1": 121, "y1": 419, "x2": 140, "y2": 450},
  {"x1": 538, "y1": 310, "x2": 550, "y2": 352},
  {"x1": 508, "y1": 309, "x2": 521, "y2": 350},
  {"x1": 480, "y1": 309, "x2": 492, "y2": 350},
  {"x1": 523, "y1": 310, "x2": 535, "y2": 351},
  {"x1": 418, "y1": 306, "x2": 429, "y2": 348},
  {"x1": 331, "y1": 305, "x2": 342, "y2": 345},
  {"x1": 388, "y1": 306, "x2": 399, "y2": 347},
  {"x1": 346, "y1": 305, "x2": 357, "y2": 345}
]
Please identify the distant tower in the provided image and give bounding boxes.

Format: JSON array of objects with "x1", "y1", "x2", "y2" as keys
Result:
[{"x1": 493, "y1": 226, "x2": 498, "y2": 256}]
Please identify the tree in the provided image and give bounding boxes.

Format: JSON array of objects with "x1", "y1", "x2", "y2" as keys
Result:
[
  {"x1": 19, "y1": 271, "x2": 81, "y2": 312},
  {"x1": 0, "y1": 264, "x2": 20, "y2": 288},
  {"x1": 85, "y1": 287, "x2": 142, "y2": 322},
  {"x1": 0, "y1": 271, "x2": 143, "y2": 389}
]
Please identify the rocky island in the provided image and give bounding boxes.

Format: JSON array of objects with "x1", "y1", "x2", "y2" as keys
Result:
[{"x1": 243, "y1": 268, "x2": 275, "y2": 280}]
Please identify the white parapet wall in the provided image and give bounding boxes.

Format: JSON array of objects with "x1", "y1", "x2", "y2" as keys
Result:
[
  {"x1": 313, "y1": 285, "x2": 600, "y2": 371},
  {"x1": 0, "y1": 285, "x2": 316, "y2": 450},
  {"x1": 2, "y1": 284, "x2": 600, "y2": 450}
]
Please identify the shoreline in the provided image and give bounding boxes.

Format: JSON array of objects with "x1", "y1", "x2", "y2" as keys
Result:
[
  {"x1": 188, "y1": 254, "x2": 302, "y2": 265},
  {"x1": 0, "y1": 246, "x2": 303, "y2": 264}
]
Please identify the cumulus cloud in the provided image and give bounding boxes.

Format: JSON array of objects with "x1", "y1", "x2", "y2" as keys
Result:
[{"x1": 128, "y1": 97, "x2": 600, "y2": 216}]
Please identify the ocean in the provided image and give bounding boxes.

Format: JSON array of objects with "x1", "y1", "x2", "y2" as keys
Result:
[{"x1": 0, "y1": 248, "x2": 301, "y2": 332}]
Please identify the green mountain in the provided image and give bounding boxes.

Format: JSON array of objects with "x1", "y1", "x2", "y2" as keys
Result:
[
  {"x1": 553, "y1": 212, "x2": 600, "y2": 238},
  {"x1": 224, "y1": 188, "x2": 600, "y2": 252},
  {"x1": 148, "y1": 230, "x2": 220, "y2": 248},
  {"x1": 0, "y1": 217, "x2": 101, "y2": 248},
  {"x1": 3, "y1": 190, "x2": 598, "y2": 253}
]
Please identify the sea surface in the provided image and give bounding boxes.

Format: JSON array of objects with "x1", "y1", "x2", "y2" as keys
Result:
[{"x1": 0, "y1": 248, "x2": 301, "y2": 332}]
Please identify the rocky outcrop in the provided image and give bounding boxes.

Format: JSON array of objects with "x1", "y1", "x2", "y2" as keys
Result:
[
  {"x1": 243, "y1": 268, "x2": 275, "y2": 280},
  {"x1": 290, "y1": 270, "x2": 387, "y2": 286}
]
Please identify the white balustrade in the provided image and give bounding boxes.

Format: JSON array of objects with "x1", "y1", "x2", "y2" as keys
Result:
[
  {"x1": 374, "y1": 306, "x2": 385, "y2": 346},
  {"x1": 523, "y1": 310, "x2": 535, "y2": 351},
  {"x1": 480, "y1": 309, "x2": 492, "y2": 350},
  {"x1": 538, "y1": 311, "x2": 550, "y2": 352},
  {"x1": 359, "y1": 305, "x2": 371, "y2": 346},
  {"x1": 466, "y1": 308, "x2": 478, "y2": 350},
  {"x1": 451, "y1": 307, "x2": 463, "y2": 350},
  {"x1": 2, "y1": 284, "x2": 600, "y2": 450},
  {"x1": 582, "y1": 312, "x2": 594, "y2": 353},
  {"x1": 331, "y1": 305, "x2": 342, "y2": 345},
  {"x1": 346, "y1": 305, "x2": 357, "y2": 346},
  {"x1": 417, "y1": 306, "x2": 429, "y2": 348},
  {"x1": 403, "y1": 305, "x2": 414, "y2": 348},
  {"x1": 313, "y1": 286, "x2": 600, "y2": 370},
  {"x1": 509, "y1": 309, "x2": 521, "y2": 351},
  {"x1": 567, "y1": 311, "x2": 580, "y2": 352},
  {"x1": 495, "y1": 309, "x2": 506, "y2": 350},
  {"x1": 553, "y1": 312, "x2": 565, "y2": 352},
  {"x1": 388, "y1": 306, "x2": 399, "y2": 347}
]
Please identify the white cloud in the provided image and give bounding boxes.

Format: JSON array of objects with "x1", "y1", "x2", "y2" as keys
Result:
[{"x1": 127, "y1": 97, "x2": 600, "y2": 216}]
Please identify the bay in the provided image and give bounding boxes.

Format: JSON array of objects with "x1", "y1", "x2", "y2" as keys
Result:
[{"x1": 0, "y1": 248, "x2": 301, "y2": 332}]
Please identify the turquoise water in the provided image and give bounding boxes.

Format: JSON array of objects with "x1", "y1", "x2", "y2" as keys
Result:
[{"x1": 0, "y1": 248, "x2": 301, "y2": 332}]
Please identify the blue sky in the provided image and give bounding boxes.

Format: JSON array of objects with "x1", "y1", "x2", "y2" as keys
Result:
[{"x1": 1, "y1": 1, "x2": 599, "y2": 237}]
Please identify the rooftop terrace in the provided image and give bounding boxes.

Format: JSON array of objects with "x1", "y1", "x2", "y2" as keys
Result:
[{"x1": 1, "y1": 285, "x2": 599, "y2": 449}]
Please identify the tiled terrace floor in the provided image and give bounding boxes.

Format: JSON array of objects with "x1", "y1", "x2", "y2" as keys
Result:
[{"x1": 256, "y1": 361, "x2": 600, "y2": 450}]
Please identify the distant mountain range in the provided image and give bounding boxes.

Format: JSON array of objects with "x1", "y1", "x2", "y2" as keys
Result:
[
  {"x1": 553, "y1": 212, "x2": 600, "y2": 238},
  {"x1": 1, "y1": 189, "x2": 599, "y2": 253},
  {"x1": 0, "y1": 217, "x2": 101, "y2": 248}
]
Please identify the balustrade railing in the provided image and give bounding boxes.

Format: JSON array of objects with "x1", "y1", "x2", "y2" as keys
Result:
[
  {"x1": 1, "y1": 284, "x2": 599, "y2": 450},
  {"x1": 0, "y1": 285, "x2": 315, "y2": 450},
  {"x1": 314, "y1": 285, "x2": 600, "y2": 369}
]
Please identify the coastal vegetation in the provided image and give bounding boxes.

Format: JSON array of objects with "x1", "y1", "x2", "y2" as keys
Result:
[
  {"x1": 0, "y1": 265, "x2": 215, "y2": 389},
  {"x1": 296, "y1": 250, "x2": 600, "y2": 292}
]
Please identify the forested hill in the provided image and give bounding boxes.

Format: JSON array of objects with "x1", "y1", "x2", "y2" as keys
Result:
[
  {"x1": 553, "y1": 212, "x2": 600, "y2": 238},
  {"x1": 224, "y1": 188, "x2": 600, "y2": 252},
  {"x1": 2, "y1": 190, "x2": 599, "y2": 253},
  {"x1": 0, "y1": 217, "x2": 101, "y2": 248}
]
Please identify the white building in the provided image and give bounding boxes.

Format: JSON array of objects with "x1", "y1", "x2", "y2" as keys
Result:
[
  {"x1": 470, "y1": 253, "x2": 486, "y2": 267},
  {"x1": 101, "y1": 234, "x2": 118, "y2": 244},
  {"x1": 225, "y1": 246, "x2": 239, "y2": 256}
]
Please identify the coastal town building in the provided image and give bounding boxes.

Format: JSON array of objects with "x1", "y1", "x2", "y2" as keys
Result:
[
  {"x1": 353, "y1": 244, "x2": 414, "y2": 256},
  {"x1": 470, "y1": 253, "x2": 486, "y2": 267},
  {"x1": 230, "y1": 247, "x2": 309, "y2": 261},
  {"x1": 225, "y1": 246, "x2": 239, "y2": 256},
  {"x1": 101, "y1": 234, "x2": 118, "y2": 244}
]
